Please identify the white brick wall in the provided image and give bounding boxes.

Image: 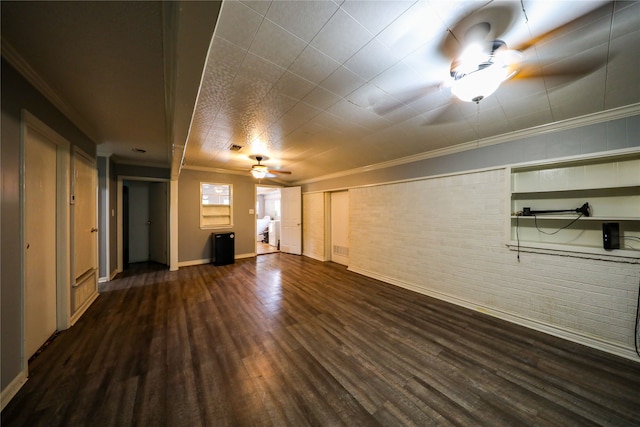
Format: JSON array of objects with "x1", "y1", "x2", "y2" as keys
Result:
[
  {"x1": 349, "y1": 168, "x2": 640, "y2": 360},
  {"x1": 303, "y1": 193, "x2": 326, "y2": 261}
]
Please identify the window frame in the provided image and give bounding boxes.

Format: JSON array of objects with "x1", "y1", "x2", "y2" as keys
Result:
[{"x1": 199, "y1": 182, "x2": 233, "y2": 229}]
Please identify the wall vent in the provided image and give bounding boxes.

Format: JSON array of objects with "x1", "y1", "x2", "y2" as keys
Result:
[
  {"x1": 229, "y1": 144, "x2": 243, "y2": 151},
  {"x1": 333, "y1": 245, "x2": 349, "y2": 256}
]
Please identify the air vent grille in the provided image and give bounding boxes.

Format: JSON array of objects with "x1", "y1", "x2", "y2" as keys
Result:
[{"x1": 229, "y1": 144, "x2": 243, "y2": 151}]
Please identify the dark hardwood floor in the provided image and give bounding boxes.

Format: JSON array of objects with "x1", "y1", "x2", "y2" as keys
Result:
[{"x1": 3, "y1": 254, "x2": 640, "y2": 426}]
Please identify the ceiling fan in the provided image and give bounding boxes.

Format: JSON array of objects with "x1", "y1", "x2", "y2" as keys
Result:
[
  {"x1": 371, "y1": 2, "x2": 611, "y2": 119},
  {"x1": 249, "y1": 155, "x2": 291, "y2": 179}
]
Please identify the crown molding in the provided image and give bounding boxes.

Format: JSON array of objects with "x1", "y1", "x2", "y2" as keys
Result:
[
  {"x1": 182, "y1": 164, "x2": 288, "y2": 184},
  {"x1": 295, "y1": 103, "x2": 640, "y2": 185},
  {"x1": 1, "y1": 39, "x2": 101, "y2": 144},
  {"x1": 183, "y1": 164, "x2": 247, "y2": 175}
]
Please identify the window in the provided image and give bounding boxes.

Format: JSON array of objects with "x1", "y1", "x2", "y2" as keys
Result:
[{"x1": 200, "y1": 183, "x2": 232, "y2": 228}]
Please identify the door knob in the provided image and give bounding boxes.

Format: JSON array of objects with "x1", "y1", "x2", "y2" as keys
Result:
[{"x1": 91, "y1": 227, "x2": 98, "y2": 232}]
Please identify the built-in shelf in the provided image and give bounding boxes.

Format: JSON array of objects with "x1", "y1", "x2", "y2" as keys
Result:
[{"x1": 509, "y1": 152, "x2": 640, "y2": 259}]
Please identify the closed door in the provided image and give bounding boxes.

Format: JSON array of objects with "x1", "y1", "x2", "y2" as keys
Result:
[
  {"x1": 280, "y1": 186, "x2": 302, "y2": 255},
  {"x1": 74, "y1": 153, "x2": 97, "y2": 278},
  {"x1": 25, "y1": 128, "x2": 58, "y2": 358}
]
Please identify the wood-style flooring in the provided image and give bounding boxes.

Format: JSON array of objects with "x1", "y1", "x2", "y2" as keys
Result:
[
  {"x1": 3, "y1": 255, "x2": 640, "y2": 426},
  {"x1": 257, "y1": 241, "x2": 279, "y2": 255}
]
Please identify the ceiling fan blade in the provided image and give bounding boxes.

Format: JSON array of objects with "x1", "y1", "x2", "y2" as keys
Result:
[
  {"x1": 371, "y1": 83, "x2": 442, "y2": 116},
  {"x1": 512, "y1": 2, "x2": 614, "y2": 53},
  {"x1": 267, "y1": 169, "x2": 291, "y2": 175},
  {"x1": 512, "y1": 53, "x2": 610, "y2": 84},
  {"x1": 439, "y1": 3, "x2": 519, "y2": 60},
  {"x1": 421, "y1": 102, "x2": 463, "y2": 126}
]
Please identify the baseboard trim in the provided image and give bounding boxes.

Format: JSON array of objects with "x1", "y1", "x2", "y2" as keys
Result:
[
  {"x1": 236, "y1": 252, "x2": 255, "y2": 260},
  {"x1": 1, "y1": 370, "x2": 27, "y2": 411},
  {"x1": 303, "y1": 252, "x2": 327, "y2": 262},
  {"x1": 178, "y1": 253, "x2": 256, "y2": 268},
  {"x1": 69, "y1": 291, "x2": 99, "y2": 327},
  {"x1": 348, "y1": 266, "x2": 640, "y2": 362}
]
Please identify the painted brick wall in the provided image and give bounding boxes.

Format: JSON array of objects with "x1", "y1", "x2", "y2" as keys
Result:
[
  {"x1": 303, "y1": 193, "x2": 326, "y2": 261},
  {"x1": 349, "y1": 168, "x2": 640, "y2": 359}
]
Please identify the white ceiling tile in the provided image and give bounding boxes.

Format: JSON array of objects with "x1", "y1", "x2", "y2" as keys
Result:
[
  {"x1": 375, "y1": 1, "x2": 446, "y2": 60},
  {"x1": 278, "y1": 103, "x2": 324, "y2": 135},
  {"x1": 239, "y1": 0, "x2": 271, "y2": 16},
  {"x1": 234, "y1": 53, "x2": 287, "y2": 100},
  {"x1": 604, "y1": 33, "x2": 640, "y2": 109},
  {"x1": 310, "y1": 8, "x2": 374, "y2": 63},
  {"x1": 320, "y1": 66, "x2": 366, "y2": 98},
  {"x1": 265, "y1": 0, "x2": 340, "y2": 43},
  {"x1": 345, "y1": 83, "x2": 387, "y2": 110},
  {"x1": 215, "y1": 1, "x2": 263, "y2": 50},
  {"x1": 343, "y1": 38, "x2": 399, "y2": 81},
  {"x1": 368, "y1": 60, "x2": 424, "y2": 96},
  {"x1": 401, "y1": 40, "x2": 452, "y2": 82},
  {"x1": 288, "y1": 45, "x2": 341, "y2": 84},
  {"x1": 249, "y1": 19, "x2": 307, "y2": 69},
  {"x1": 506, "y1": 107, "x2": 554, "y2": 132},
  {"x1": 548, "y1": 69, "x2": 607, "y2": 122},
  {"x1": 325, "y1": 99, "x2": 391, "y2": 131},
  {"x1": 340, "y1": 1, "x2": 415, "y2": 35},
  {"x1": 301, "y1": 86, "x2": 342, "y2": 111},
  {"x1": 271, "y1": 71, "x2": 316, "y2": 100}
]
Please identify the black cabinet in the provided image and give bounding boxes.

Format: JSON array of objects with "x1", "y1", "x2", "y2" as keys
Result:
[{"x1": 211, "y1": 232, "x2": 235, "y2": 266}]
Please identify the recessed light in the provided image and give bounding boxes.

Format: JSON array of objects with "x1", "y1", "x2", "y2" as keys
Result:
[{"x1": 131, "y1": 148, "x2": 146, "y2": 153}]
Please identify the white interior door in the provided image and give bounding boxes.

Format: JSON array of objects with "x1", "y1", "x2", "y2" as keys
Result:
[
  {"x1": 72, "y1": 151, "x2": 98, "y2": 314},
  {"x1": 280, "y1": 186, "x2": 302, "y2": 255},
  {"x1": 25, "y1": 128, "x2": 58, "y2": 358},
  {"x1": 149, "y1": 182, "x2": 167, "y2": 264},
  {"x1": 330, "y1": 191, "x2": 349, "y2": 265}
]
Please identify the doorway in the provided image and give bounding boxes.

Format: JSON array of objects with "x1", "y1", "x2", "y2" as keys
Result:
[
  {"x1": 24, "y1": 126, "x2": 58, "y2": 359},
  {"x1": 256, "y1": 186, "x2": 281, "y2": 255},
  {"x1": 122, "y1": 180, "x2": 168, "y2": 268},
  {"x1": 22, "y1": 112, "x2": 72, "y2": 368}
]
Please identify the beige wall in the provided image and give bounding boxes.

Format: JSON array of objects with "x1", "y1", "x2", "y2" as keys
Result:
[{"x1": 177, "y1": 169, "x2": 280, "y2": 263}]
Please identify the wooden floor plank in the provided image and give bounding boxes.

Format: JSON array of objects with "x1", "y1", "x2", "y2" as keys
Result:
[{"x1": 3, "y1": 255, "x2": 640, "y2": 426}]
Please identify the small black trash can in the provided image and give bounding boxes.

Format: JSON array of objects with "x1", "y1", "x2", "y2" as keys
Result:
[{"x1": 211, "y1": 232, "x2": 235, "y2": 266}]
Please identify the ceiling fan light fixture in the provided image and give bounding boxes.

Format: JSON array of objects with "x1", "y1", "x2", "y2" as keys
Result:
[
  {"x1": 251, "y1": 164, "x2": 268, "y2": 179},
  {"x1": 450, "y1": 63, "x2": 509, "y2": 103}
]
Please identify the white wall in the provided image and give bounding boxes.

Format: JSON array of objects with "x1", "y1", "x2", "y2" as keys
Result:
[
  {"x1": 264, "y1": 192, "x2": 281, "y2": 219},
  {"x1": 348, "y1": 168, "x2": 639, "y2": 360},
  {"x1": 303, "y1": 193, "x2": 326, "y2": 261}
]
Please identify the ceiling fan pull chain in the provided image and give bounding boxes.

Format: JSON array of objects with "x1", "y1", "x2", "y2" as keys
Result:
[{"x1": 476, "y1": 100, "x2": 481, "y2": 148}]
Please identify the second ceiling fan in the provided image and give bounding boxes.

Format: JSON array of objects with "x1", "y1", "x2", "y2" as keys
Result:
[{"x1": 249, "y1": 155, "x2": 291, "y2": 179}]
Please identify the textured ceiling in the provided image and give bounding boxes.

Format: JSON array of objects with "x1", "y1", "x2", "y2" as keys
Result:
[
  {"x1": 2, "y1": 1, "x2": 639, "y2": 183},
  {"x1": 187, "y1": 0, "x2": 640, "y2": 182}
]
